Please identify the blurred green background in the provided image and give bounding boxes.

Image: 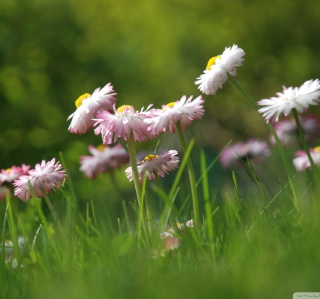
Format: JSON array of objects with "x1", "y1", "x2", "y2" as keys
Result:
[{"x1": 1, "y1": 0, "x2": 320, "y2": 171}]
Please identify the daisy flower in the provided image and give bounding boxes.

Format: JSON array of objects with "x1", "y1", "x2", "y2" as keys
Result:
[
  {"x1": 160, "y1": 232, "x2": 180, "y2": 253},
  {"x1": 195, "y1": 44, "x2": 245, "y2": 95},
  {"x1": 220, "y1": 139, "x2": 270, "y2": 168},
  {"x1": 293, "y1": 146, "x2": 320, "y2": 171},
  {"x1": 94, "y1": 104, "x2": 154, "y2": 144},
  {"x1": 0, "y1": 164, "x2": 31, "y2": 185},
  {"x1": 125, "y1": 150, "x2": 179, "y2": 182},
  {"x1": 270, "y1": 115, "x2": 320, "y2": 146},
  {"x1": 80, "y1": 144, "x2": 129, "y2": 178},
  {"x1": 67, "y1": 83, "x2": 117, "y2": 134},
  {"x1": 146, "y1": 95, "x2": 205, "y2": 135},
  {"x1": 13, "y1": 158, "x2": 67, "y2": 201},
  {"x1": 258, "y1": 79, "x2": 320, "y2": 123}
]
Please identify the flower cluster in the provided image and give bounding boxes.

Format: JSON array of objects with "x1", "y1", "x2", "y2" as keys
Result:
[
  {"x1": 293, "y1": 146, "x2": 320, "y2": 171},
  {"x1": 13, "y1": 158, "x2": 67, "y2": 201},
  {"x1": 220, "y1": 139, "x2": 271, "y2": 168}
]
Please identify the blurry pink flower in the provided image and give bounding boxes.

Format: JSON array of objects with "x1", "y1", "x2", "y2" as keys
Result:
[
  {"x1": 13, "y1": 158, "x2": 67, "y2": 201},
  {"x1": 293, "y1": 146, "x2": 320, "y2": 171},
  {"x1": 67, "y1": 83, "x2": 117, "y2": 134},
  {"x1": 270, "y1": 115, "x2": 320, "y2": 146},
  {"x1": 0, "y1": 186, "x2": 11, "y2": 200},
  {"x1": 146, "y1": 95, "x2": 205, "y2": 135},
  {"x1": 94, "y1": 104, "x2": 154, "y2": 144},
  {"x1": 258, "y1": 79, "x2": 320, "y2": 123},
  {"x1": 0, "y1": 164, "x2": 30, "y2": 184},
  {"x1": 160, "y1": 232, "x2": 180, "y2": 253},
  {"x1": 125, "y1": 150, "x2": 179, "y2": 182},
  {"x1": 220, "y1": 139, "x2": 270, "y2": 168},
  {"x1": 80, "y1": 144, "x2": 129, "y2": 178},
  {"x1": 195, "y1": 45, "x2": 245, "y2": 95}
]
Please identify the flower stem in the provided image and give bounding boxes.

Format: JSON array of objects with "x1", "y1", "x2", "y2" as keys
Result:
[{"x1": 176, "y1": 122, "x2": 200, "y2": 230}]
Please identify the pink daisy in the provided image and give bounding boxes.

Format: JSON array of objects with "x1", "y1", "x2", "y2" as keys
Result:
[
  {"x1": 80, "y1": 144, "x2": 129, "y2": 178},
  {"x1": 125, "y1": 150, "x2": 179, "y2": 182},
  {"x1": 293, "y1": 146, "x2": 320, "y2": 171},
  {"x1": 94, "y1": 104, "x2": 154, "y2": 144},
  {"x1": 195, "y1": 45, "x2": 245, "y2": 95},
  {"x1": 67, "y1": 83, "x2": 117, "y2": 134},
  {"x1": 0, "y1": 164, "x2": 31, "y2": 185},
  {"x1": 258, "y1": 79, "x2": 320, "y2": 123},
  {"x1": 13, "y1": 158, "x2": 67, "y2": 201},
  {"x1": 220, "y1": 139, "x2": 270, "y2": 168},
  {"x1": 146, "y1": 95, "x2": 205, "y2": 135}
]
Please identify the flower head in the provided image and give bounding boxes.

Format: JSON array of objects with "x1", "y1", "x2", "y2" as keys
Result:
[
  {"x1": 270, "y1": 115, "x2": 320, "y2": 146},
  {"x1": 13, "y1": 158, "x2": 67, "y2": 201},
  {"x1": 94, "y1": 104, "x2": 154, "y2": 144},
  {"x1": 125, "y1": 150, "x2": 179, "y2": 182},
  {"x1": 146, "y1": 95, "x2": 205, "y2": 135},
  {"x1": 220, "y1": 139, "x2": 270, "y2": 168},
  {"x1": 67, "y1": 83, "x2": 117, "y2": 134},
  {"x1": 195, "y1": 45, "x2": 245, "y2": 95},
  {"x1": 80, "y1": 144, "x2": 129, "y2": 178},
  {"x1": 0, "y1": 186, "x2": 10, "y2": 200},
  {"x1": 258, "y1": 79, "x2": 320, "y2": 123},
  {"x1": 0, "y1": 164, "x2": 30, "y2": 185},
  {"x1": 293, "y1": 146, "x2": 320, "y2": 171}
]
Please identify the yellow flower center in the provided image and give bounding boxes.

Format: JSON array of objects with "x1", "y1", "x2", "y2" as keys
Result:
[
  {"x1": 206, "y1": 55, "x2": 221, "y2": 70},
  {"x1": 96, "y1": 144, "x2": 105, "y2": 151},
  {"x1": 314, "y1": 146, "x2": 320, "y2": 152},
  {"x1": 75, "y1": 93, "x2": 90, "y2": 108},
  {"x1": 117, "y1": 105, "x2": 134, "y2": 114},
  {"x1": 162, "y1": 102, "x2": 175, "y2": 110},
  {"x1": 142, "y1": 154, "x2": 158, "y2": 162},
  {"x1": 5, "y1": 168, "x2": 11, "y2": 173}
]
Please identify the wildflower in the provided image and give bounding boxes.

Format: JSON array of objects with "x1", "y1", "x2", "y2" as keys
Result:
[
  {"x1": 220, "y1": 139, "x2": 270, "y2": 168},
  {"x1": 146, "y1": 95, "x2": 205, "y2": 135},
  {"x1": 270, "y1": 115, "x2": 320, "y2": 146},
  {"x1": 258, "y1": 79, "x2": 320, "y2": 123},
  {"x1": 80, "y1": 144, "x2": 129, "y2": 178},
  {"x1": 1, "y1": 236, "x2": 26, "y2": 268},
  {"x1": 0, "y1": 186, "x2": 10, "y2": 200},
  {"x1": 94, "y1": 104, "x2": 154, "y2": 144},
  {"x1": 0, "y1": 164, "x2": 30, "y2": 185},
  {"x1": 125, "y1": 150, "x2": 179, "y2": 182},
  {"x1": 195, "y1": 44, "x2": 245, "y2": 95},
  {"x1": 13, "y1": 158, "x2": 67, "y2": 201},
  {"x1": 293, "y1": 146, "x2": 320, "y2": 171},
  {"x1": 160, "y1": 232, "x2": 180, "y2": 253},
  {"x1": 67, "y1": 83, "x2": 117, "y2": 134}
]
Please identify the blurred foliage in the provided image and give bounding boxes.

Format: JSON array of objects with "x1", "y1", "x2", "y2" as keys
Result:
[{"x1": 1, "y1": 0, "x2": 320, "y2": 171}]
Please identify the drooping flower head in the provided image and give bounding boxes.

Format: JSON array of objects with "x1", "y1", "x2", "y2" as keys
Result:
[
  {"x1": 269, "y1": 115, "x2": 320, "y2": 146},
  {"x1": 146, "y1": 95, "x2": 205, "y2": 135},
  {"x1": 125, "y1": 150, "x2": 179, "y2": 182},
  {"x1": 94, "y1": 104, "x2": 154, "y2": 144},
  {"x1": 0, "y1": 164, "x2": 30, "y2": 185},
  {"x1": 67, "y1": 83, "x2": 117, "y2": 134},
  {"x1": 80, "y1": 144, "x2": 129, "y2": 178},
  {"x1": 258, "y1": 79, "x2": 320, "y2": 123},
  {"x1": 13, "y1": 158, "x2": 67, "y2": 201},
  {"x1": 293, "y1": 146, "x2": 320, "y2": 171},
  {"x1": 195, "y1": 45, "x2": 245, "y2": 95},
  {"x1": 220, "y1": 139, "x2": 271, "y2": 168}
]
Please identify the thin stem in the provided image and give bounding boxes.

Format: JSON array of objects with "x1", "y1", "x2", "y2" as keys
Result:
[{"x1": 176, "y1": 122, "x2": 200, "y2": 230}]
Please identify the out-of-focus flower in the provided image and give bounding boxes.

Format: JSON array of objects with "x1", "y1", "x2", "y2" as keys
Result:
[
  {"x1": 0, "y1": 164, "x2": 30, "y2": 185},
  {"x1": 220, "y1": 139, "x2": 270, "y2": 168},
  {"x1": 67, "y1": 83, "x2": 117, "y2": 134},
  {"x1": 195, "y1": 45, "x2": 245, "y2": 95},
  {"x1": 270, "y1": 115, "x2": 320, "y2": 146},
  {"x1": 80, "y1": 144, "x2": 129, "y2": 178},
  {"x1": 258, "y1": 79, "x2": 320, "y2": 123},
  {"x1": 125, "y1": 150, "x2": 179, "y2": 182},
  {"x1": 1, "y1": 236, "x2": 26, "y2": 268},
  {"x1": 293, "y1": 146, "x2": 320, "y2": 171},
  {"x1": 160, "y1": 232, "x2": 180, "y2": 253},
  {"x1": 146, "y1": 95, "x2": 204, "y2": 135},
  {"x1": 13, "y1": 158, "x2": 67, "y2": 201},
  {"x1": 94, "y1": 104, "x2": 154, "y2": 144},
  {"x1": 0, "y1": 186, "x2": 11, "y2": 200}
]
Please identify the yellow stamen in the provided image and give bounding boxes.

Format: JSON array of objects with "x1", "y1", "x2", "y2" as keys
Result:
[
  {"x1": 5, "y1": 168, "x2": 11, "y2": 173},
  {"x1": 142, "y1": 154, "x2": 158, "y2": 162},
  {"x1": 166, "y1": 102, "x2": 175, "y2": 108},
  {"x1": 206, "y1": 55, "x2": 221, "y2": 70},
  {"x1": 75, "y1": 93, "x2": 90, "y2": 108},
  {"x1": 117, "y1": 105, "x2": 134, "y2": 114},
  {"x1": 96, "y1": 144, "x2": 105, "y2": 151},
  {"x1": 314, "y1": 146, "x2": 320, "y2": 152}
]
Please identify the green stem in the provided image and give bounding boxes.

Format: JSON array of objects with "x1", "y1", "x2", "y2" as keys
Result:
[{"x1": 176, "y1": 122, "x2": 200, "y2": 230}]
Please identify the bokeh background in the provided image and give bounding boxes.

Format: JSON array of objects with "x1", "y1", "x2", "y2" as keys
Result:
[{"x1": 1, "y1": 0, "x2": 320, "y2": 196}]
